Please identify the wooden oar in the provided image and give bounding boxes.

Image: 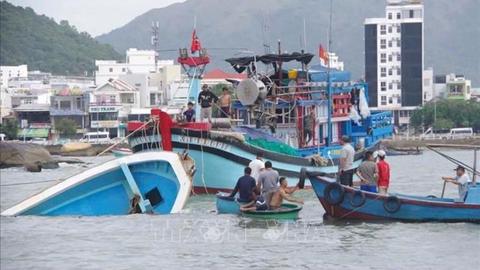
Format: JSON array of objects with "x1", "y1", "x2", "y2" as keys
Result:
[{"x1": 441, "y1": 180, "x2": 447, "y2": 198}]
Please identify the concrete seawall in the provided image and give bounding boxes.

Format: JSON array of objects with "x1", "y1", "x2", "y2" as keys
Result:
[{"x1": 382, "y1": 137, "x2": 480, "y2": 150}]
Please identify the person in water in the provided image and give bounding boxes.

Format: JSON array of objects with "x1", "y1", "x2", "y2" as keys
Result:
[
  {"x1": 376, "y1": 150, "x2": 390, "y2": 195},
  {"x1": 229, "y1": 167, "x2": 257, "y2": 203},
  {"x1": 269, "y1": 177, "x2": 304, "y2": 209},
  {"x1": 356, "y1": 151, "x2": 378, "y2": 193},
  {"x1": 183, "y1": 102, "x2": 195, "y2": 122},
  {"x1": 442, "y1": 165, "x2": 471, "y2": 200}
]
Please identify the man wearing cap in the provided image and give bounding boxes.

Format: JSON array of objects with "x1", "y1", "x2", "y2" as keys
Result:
[
  {"x1": 376, "y1": 150, "x2": 390, "y2": 195},
  {"x1": 442, "y1": 165, "x2": 471, "y2": 200},
  {"x1": 338, "y1": 135, "x2": 355, "y2": 186},
  {"x1": 198, "y1": 84, "x2": 219, "y2": 123}
]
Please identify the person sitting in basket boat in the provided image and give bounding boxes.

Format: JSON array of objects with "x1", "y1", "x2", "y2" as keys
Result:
[
  {"x1": 442, "y1": 165, "x2": 471, "y2": 201},
  {"x1": 268, "y1": 177, "x2": 304, "y2": 210},
  {"x1": 229, "y1": 167, "x2": 257, "y2": 203}
]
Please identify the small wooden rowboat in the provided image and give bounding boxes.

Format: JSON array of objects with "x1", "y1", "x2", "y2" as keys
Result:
[
  {"x1": 241, "y1": 203, "x2": 303, "y2": 220},
  {"x1": 216, "y1": 193, "x2": 302, "y2": 220}
]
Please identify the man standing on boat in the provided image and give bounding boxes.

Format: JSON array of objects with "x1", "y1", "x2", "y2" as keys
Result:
[
  {"x1": 376, "y1": 150, "x2": 390, "y2": 195},
  {"x1": 198, "y1": 84, "x2": 218, "y2": 123},
  {"x1": 338, "y1": 135, "x2": 355, "y2": 186},
  {"x1": 218, "y1": 87, "x2": 231, "y2": 118},
  {"x1": 442, "y1": 165, "x2": 471, "y2": 200},
  {"x1": 257, "y1": 161, "x2": 279, "y2": 206},
  {"x1": 229, "y1": 167, "x2": 257, "y2": 203},
  {"x1": 303, "y1": 110, "x2": 315, "y2": 145},
  {"x1": 356, "y1": 151, "x2": 378, "y2": 192},
  {"x1": 249, "y1": 152, "x2": 265, "y2": 181}
]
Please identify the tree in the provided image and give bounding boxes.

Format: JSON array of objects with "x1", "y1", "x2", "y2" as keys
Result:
[
  {"x1": 55, "y1": 118, "x2": 77, "y2": 138},
  {"x1": 0, "y1": 119, "x2": 18, "y2": 139}
]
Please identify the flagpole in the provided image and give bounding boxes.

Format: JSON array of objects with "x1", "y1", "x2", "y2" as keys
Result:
[{"x1": 326, "y1": 0, "x2": 333, "y2": 146}]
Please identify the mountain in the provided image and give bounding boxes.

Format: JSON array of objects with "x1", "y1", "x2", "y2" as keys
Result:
[
  {"x1": 0, "y1": 1, "x2": 121, "y2": 76},
  {"x1": 96, "y1": 0, "x2": 480, "y2": 85}
]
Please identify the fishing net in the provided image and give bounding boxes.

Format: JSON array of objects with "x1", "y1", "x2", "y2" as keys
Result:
[{"x1": 246, "y1": 138, "x2": 299, "y2": 156}]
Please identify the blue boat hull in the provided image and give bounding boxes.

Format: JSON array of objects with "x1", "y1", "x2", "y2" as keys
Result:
[
  {"x1": 216, "y1": 194, "x2": 247, "y2": 214},
  {"x1": 309, "y1": 174, "x2": 480, "y2": 222},
  {"x1": 2, "y1": 152, "x2": 192, "y2": 216}
]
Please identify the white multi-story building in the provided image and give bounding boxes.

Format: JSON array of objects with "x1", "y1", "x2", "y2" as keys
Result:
[
  {"x1": 433, "y1": 73, "x2": 472, "y2": 101},
  {"x1": 365, "y1": 0, "x2": 424, "y2": 126},
  {"x1": 327, "y1": 52, "x2": 344, "y2": 71},
  {"x1": 94, "y1": 48, "x2": 177, "y2": 86},
  {"x1": 0, "y1": 65, "x2": 28, "y2": 89}
]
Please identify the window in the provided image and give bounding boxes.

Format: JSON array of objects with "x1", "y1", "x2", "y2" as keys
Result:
[
  {"x1": 397, "y1": 40, "x2": 401, "y2": 47},
  {"x1": 388, "y1": 55, "x2": 393, "y2": 62},
  {"x1": 381, "y1": 67, "x2": 387, "y2": 77},
  {"x1": 388, "y1": 41, "x2": 392, "y2": 48},
  {"x1": 397, "y1": 69, "x2": 401, "y2": 76},
  {"x1": 409, "y1": 10, "x2": 414, "y2": 18},
  {"x1": 396, "y1": 13, "x2": 401, "y2": 19},
  {"x1": 388, "y1": 69, "x2": 393, "y2": 76},
  {"x1": 381, "y1": 82, "x2": 387, "y2": 91},
  {"x1": 60, "y1": 100, "x2": 70, "y2": 110},
  {"x1": 380, "y1": 39, "x2": 386, "y2": 49},
  {"x1": 109, "y1": 68, "x2": 113, "y2": 73},
  {"x1": 135, "y1": 83, "x2": 141, "y2": 87},
  {"x1": 380, "y1": 25, "x2": 386, "y2": 35},
  {"x1": 389, "y1": 97, "x2": 393, "y2": 104},
  {"x1": 388, "y1": 13, "x2": 392, "y2": 20},
  {"x1": 381, "y1": 96, "x2": 387, "y2": 105},
  {"x1": 380, "y1": 53, "x2": 387, "y2": 63},
  {"x1": 389, "y1": 83, "x2": 393, "y2": 90},
  {"x1": 122, "y1": 68, "x2": 126, "y2": 72},
  {"x1": 397, "y1": 54, "x2": 401, "y2": 61},
  {"x1": 397, "y1": 25, "x2": 401, "y2": 33},
  {"x1": 388, "y1": 26, "x2": 392, "y2": 33}
]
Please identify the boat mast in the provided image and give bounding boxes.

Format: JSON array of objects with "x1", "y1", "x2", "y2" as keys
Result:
[{"x1": 326, "y1": 0, "x2": 333, "y2": 146}]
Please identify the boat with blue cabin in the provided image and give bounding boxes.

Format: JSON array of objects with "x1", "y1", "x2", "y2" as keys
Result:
[{"x1": 1, "y1": 151, "x2": 195, "y2": 216}]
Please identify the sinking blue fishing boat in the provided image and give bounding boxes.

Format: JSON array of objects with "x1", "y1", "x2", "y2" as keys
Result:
[
  {"x1": 306, "y1": 173, "x2": 480, "y2": 222},
  {"x1": 1, "y1": 152, "x2": 195, "y2": 216}
]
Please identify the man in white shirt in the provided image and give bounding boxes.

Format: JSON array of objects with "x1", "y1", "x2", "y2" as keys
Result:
[
  {"x1": 249, "y1": 152, "x2": 265, "y2": 181},
  {"x1": 338, "y1": 135, "x2": 355, "y2": 186},
  {"x1": 442, "y1": 165, "x2": 471, "y2": 200}
]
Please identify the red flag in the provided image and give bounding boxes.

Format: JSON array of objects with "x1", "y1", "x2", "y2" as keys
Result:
[
  {"x1": 191, "y1": 29, "x2": 202, "y2": 53},
  {"x1": 319, "y1": 44, "x2": 329, "y2": 66}
]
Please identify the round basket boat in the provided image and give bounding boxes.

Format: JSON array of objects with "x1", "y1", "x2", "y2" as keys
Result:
[{"x1": 241, "y1": 203, "x2": 302, "y2": 220}]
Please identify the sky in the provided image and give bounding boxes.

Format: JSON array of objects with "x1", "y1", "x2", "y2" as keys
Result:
[{"x1": 8, "y1": 0, "x2": 185, "y2": 36}]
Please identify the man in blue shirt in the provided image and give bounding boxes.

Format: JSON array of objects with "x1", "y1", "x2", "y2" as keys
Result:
[
  {"x1": 229, "y1": 167, "x2": 257, "y2": 203},
  {"x1": 183, "y1": 102, "x2": 195, "y2": 122}
]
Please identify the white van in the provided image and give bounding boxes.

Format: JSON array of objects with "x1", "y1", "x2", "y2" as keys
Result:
[
  {"x1": 81, "y1": 132, "x2": 111, "y2": 144},
  {"x1": 443, "y1": 128, "x2": 474, "y2": 140}
]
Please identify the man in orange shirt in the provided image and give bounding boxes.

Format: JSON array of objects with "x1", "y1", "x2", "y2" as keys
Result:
[{"x1": 376, "y1": 150, "x2": 390, "y2": 195}]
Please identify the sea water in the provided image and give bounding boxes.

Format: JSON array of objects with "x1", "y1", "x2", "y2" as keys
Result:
[{"x1": 1, "y1": 151, "x2": 479, "y2": 269}]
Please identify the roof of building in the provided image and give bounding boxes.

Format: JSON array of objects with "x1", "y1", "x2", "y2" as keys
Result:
[
  {"x1": 13, "y1": 103, "x2": 50, "y2": 112},
  {"x1": 95, "y1": 79, "x2": 136, "y2": 92},
  {"x1": 203, "y1": 69, "x2": 247, "y2": 80}
]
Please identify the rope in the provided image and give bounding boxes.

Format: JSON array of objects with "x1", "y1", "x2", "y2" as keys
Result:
[
  {"x1": 427, "y1": 146, "x2": 479, "y2": 176},
  {"x1": 199, "y1": 130, "x2": 209, "y2": 194}
]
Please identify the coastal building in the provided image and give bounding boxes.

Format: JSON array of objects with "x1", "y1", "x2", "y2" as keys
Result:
[
  {"x1": 94, "y1": 48, "x2": 178, "y2": 86},
  {"x1": 50, "y1": 87, "x2": 90, "y2": 137},
  {"x1": 89, "y1": 79, "x2": 139, "y2": 137},
  {"x1": 0, "y1": 65, "x2": 28, "y2": 89},
  {"x1": 364, "y1": 0, "x2": 424, "y2": 126},
  {"x1": 433, "y1": 73, "x2": 472, "y2": 101},
  {"x1": 326, "y1": 52, "x2": 345, "y2": 71},
  {"x1": 13, "y1": 103, "x2": 51, "y2": 140},
  {"x1": 422, "y1": 68, "x2": 434, "y2": 103}
]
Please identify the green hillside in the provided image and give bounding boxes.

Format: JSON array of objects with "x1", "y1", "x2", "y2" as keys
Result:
[{"x1": 0, "y1": 1, "x2": 122, "y2": 76}]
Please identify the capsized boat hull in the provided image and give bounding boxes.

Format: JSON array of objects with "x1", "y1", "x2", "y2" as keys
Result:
[
  {"x1": 241, "y1": 203, "x2": 302, "y2": 220},
  {"x1": 1, "y1": 152, "x2": 193, "y2": 216},
  {"x1": 309, "y1": 173, "x2": 480, "y2": 222}
]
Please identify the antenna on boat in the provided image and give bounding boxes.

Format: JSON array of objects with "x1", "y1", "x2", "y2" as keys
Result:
[{"x1": 326, "y1": 0, "x2": 334, "y2": 146}]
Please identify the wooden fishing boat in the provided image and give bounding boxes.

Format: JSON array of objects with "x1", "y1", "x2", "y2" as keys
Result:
[
  {"x1": 1, "y1": 151, "x2": 195, "y2": 216},
  {"x1": 241, "y1": 203, "x2": 303, "y2": 220},
  {"x1": 305, "y1": 173, "x2": 480, "y2": 222}
]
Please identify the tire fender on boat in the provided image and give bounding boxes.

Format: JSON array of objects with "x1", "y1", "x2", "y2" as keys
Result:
[
  {"x1": 298, "y1": 167, "x2": 307, "y2": 189},
  {"x1": 383, "y1": 196, "x2": 401, "y2": 213},
  {"x1": 324, "y1": 182, "x2": 345, "y2": 205},
  {"x1": 349, "y1": 190, "x2": 366, "y2": 208}
]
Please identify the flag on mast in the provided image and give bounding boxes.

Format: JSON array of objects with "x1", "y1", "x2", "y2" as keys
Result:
[
  {"x1": 318, "y1": 44, "x2": 329, "y2": 67},
  {"x1": 191, "y1": 29, "x2": 202, "y2": 54}
]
